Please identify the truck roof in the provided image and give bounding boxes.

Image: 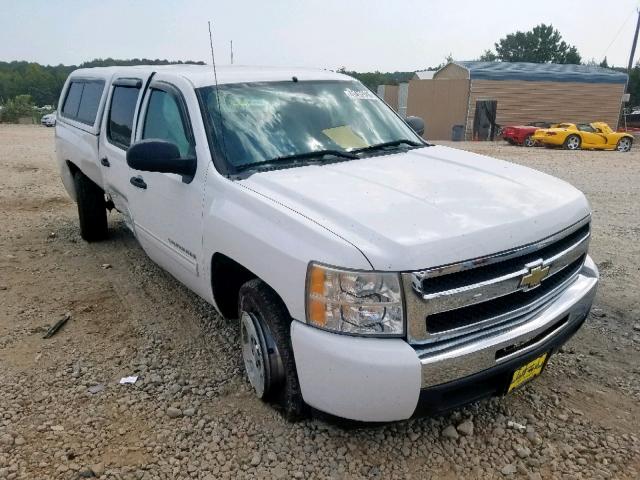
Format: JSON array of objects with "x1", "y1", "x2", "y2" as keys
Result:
[{"x1": 68, "y1": 65, "x2": 352, "y2": 88}]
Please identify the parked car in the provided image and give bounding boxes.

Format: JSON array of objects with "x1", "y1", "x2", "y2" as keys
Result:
[
  {"x1": 532, "y1": 122, "x2": 633, "y2": 152},
  {"x1": 502, "y1": 122, "x2": 554, "y2": 147},
  {"x1": 41, "y1": 111, "x2": 56, "y2": 127},
  {"x1": 55, "y1": 65, "x2": 598, "y2": 422}
]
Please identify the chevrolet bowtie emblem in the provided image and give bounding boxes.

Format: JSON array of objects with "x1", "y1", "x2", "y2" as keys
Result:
[{"x1": 520, "y1": 264, "x2": 550, "y2": 290}]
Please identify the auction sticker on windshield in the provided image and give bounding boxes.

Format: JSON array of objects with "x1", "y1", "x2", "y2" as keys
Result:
[
  {"x1": 344, "y1": 88, "x2": 376, "y2": 100},
  {"x1": 322, "y1": 125, "x2": 368, "y2": 149},
  {"x1": 507, "y1": 353, "x2": 548, "y2": 393}
]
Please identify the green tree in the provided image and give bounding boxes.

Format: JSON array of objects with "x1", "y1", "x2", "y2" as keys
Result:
[
  {"x1": 0, "y1": 58, "x2": 204, "y2": 108},
  {"x1": 628, "y1": 66, "x2": 640, "y2": 107},
  {"x1": 479, "y1": 50, "x2": 497, "y2": 62},
  {"x1": 489, "y1": 24, "x2": 581, "y2": 64},
  {"x1": 599, "y1": 57, "x2": 609, "y2": 68},
  {"x1": 0, "y1": 94, "x2": 35, "y2": 122},
  {"x1": 337, "y1": 68, "x2": 414, "y2": 89}
]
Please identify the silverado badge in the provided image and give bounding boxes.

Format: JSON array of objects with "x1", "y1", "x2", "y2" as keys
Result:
[{"x1": 520, "y1": 264, "x2": 550, "y2": 290}]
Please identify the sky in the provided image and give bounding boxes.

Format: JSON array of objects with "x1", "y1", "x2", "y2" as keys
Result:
[{"x1": 2, "y1": 0, "x2": 640, "y2": 71}]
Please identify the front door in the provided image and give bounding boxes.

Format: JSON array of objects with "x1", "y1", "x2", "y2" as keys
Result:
[
  {"x1": 99, "y1": 74, "x2": 152, "y2": 229},
  {"x1": 126, "y1": 74, "x2": 206, "y2": 295},
  {"x1": 577, "y1": 124, "x2": 607, "y2": 148}
]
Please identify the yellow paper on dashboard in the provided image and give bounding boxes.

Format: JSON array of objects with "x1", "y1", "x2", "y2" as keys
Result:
[{"x1": 322, "y1": 125, "x2": 368, "y2": 150}]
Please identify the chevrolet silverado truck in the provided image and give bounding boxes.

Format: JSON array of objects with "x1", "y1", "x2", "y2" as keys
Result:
[{"x1": 55, "y1": 65, "x2": 598, "y2": 422}]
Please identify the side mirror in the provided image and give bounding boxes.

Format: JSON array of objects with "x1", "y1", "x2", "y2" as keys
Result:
[
  {"x1": 406, "y1": 116, "x2": 425, "y2": 136},
  {"x1": 127, "y1": 139, "x2": 196, "y2": 178}
]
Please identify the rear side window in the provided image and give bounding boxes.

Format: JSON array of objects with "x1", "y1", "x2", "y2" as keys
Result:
[
  {"x1": 107, "y1": 86, "x2": 141, "y2": 149},
  {"x1": 76, "y1": 82, "x2": 104, "y2": 124},
  {"x1": 61, "y1": 82, "x2": 84, "y2": 118},
  {"x1": 61, "y1": 80, "x2": 105, "y2": 126}
]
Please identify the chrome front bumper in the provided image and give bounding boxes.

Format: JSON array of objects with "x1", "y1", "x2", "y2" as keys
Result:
[{"x1": 415, "y1": 255, "x2": 598, "y2": 388}]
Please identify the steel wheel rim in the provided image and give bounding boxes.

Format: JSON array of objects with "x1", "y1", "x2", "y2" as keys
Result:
[
  {"x1": 618, "y1": 138, "x2": 631, "y2": 152},
  {"x1": 241, "y1": 311, "x2": 266, "y2": 397},
  {"x1": 524, "y1": 136, "x2": 534, "y2": 147},
  {"x1": 567, "y1": 136, "x2": 580, "y2": 150}
]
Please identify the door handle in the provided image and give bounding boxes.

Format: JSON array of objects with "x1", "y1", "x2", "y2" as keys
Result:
[
  {"x1": 100, "y1": 157, "x2": 110, "y2": 167},
  {"x1": 130, "y1": 176, "x2": 147, "y2": 190}
]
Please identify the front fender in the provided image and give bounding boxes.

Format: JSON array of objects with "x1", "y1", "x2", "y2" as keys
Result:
[{"x1": 202, "y1": 165, "x2": 372, "y2": 320}]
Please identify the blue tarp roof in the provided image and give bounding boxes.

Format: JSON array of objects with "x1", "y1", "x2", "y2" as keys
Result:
[{"x1": 452, "y1": 61, "x2": 627, "y2": 84}]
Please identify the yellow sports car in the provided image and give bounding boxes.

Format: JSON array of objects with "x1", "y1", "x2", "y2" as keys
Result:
[{"x1": 531, "y1": 122, "x2": 633, "y2": 152}]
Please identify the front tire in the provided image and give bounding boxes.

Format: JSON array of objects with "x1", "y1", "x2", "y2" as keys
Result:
[
  {"x1": 523, "y1": 135, "x2": 535, "y2": 147},
  {"x1": 563, "y1": 134, "x2": 581, "y2": 150},
  {"x1": 73, "y1": 170, "x2": 108, "y2": 242},
  {"x1": 616, "y1": 137, "x2": 632, "y2": 152},
  {"x1": 238, "y1": 279, "x2": 307, "y2": 420}
]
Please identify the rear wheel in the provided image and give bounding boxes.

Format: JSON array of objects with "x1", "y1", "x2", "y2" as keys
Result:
[
  {"x1": 523, "y1": 135, "x2": 535, "y2": 147},
  {"x1": 238, "y1": 279, "x2": 307, "y2": 420},
  {"x1": 563, "y1": 134, "x2": 581, "y2": 150},
  {"x1": 73, "y1": 170, "x2": 108, "y2": 242},
  {"x1": 616, "y1": 137, "x2": 632, "y2": 152}
]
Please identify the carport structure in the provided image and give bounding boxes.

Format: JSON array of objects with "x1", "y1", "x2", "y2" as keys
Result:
[{"x1": 405, "y1": 61, "x2": 628, "y2": 140}]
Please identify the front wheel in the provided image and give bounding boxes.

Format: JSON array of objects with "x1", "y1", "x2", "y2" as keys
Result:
[
  {"x1": 563, "y1": 134, "x2": 581, "y2": 150},
  {"x1": 73, "y1": 170, "x2": 108, "y2": 242},
  {"x1": 238, "y1": 279, "x2": 307, "y2": 420},
  {"x1": 523, "y1": 135, "x2": 535, "y2": 147},
  {"x1": 616, "y1": 137, "x2": 632, "y2": 152}
]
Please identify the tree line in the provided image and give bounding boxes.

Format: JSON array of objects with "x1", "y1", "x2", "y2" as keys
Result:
[
  {"x1": 1, "y1": 24, "x2": 639, "y2": 119},
  {"x1": 0, "y1": 58, "x2": 205, "y2": 109}
]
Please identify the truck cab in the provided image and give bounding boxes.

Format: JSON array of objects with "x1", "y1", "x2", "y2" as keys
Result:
[{"x1": 55, "y1": 65, "x2": 598, "y2": 422}]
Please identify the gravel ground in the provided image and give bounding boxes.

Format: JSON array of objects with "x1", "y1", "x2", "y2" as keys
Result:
[{"x1": 1, "y1": 124, "x2": 639, "y2": 479}]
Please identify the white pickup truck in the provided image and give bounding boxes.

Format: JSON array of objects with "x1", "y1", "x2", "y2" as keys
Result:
[{"x1": 55, "y1": 65, "x2": 598, "y2": 422}]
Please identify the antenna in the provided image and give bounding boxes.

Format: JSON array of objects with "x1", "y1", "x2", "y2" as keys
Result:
[
  {"x1": 208, "y1": 21, "x2": 229, "y2": 168},
  {"x1": 230, "y1": 40, "x2": 234, "y2": 65}
]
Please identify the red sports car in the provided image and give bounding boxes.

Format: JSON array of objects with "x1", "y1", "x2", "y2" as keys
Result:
[{"x1": 502, "y1": 122, "x2": 554, "y2": 147}]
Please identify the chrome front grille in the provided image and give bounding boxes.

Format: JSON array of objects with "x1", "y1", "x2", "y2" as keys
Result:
[{"x1": 402, "y1": 216, "x2": 591, "y2": 345}]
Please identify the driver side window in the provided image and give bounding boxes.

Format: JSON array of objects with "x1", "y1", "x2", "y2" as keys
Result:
[{"x1": 142, "y1": 89, "x2": 193, "y2": 158}]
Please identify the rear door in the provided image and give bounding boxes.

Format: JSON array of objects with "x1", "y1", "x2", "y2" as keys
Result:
[
  {"x1": 99, "y1": 73, "x2": 153, "y2": 229},
  {"x1": 126, "y1": 74, "x2": 206, "y2": 294}
]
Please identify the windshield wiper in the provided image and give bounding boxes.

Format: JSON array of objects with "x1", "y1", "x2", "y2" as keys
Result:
[
  {"x1": 352, "y1": 139, "x2": 423, "y2": 154},
  {"x1": 235, "y1": 149, "x2": 357, "y2": 172}
]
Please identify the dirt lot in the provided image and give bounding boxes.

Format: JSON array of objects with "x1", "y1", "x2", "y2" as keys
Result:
[{"x1": 1, "y1": 124, "x2": 639, "y2": 480}]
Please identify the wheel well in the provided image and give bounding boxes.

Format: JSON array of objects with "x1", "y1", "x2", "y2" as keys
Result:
[
  {"x1": 211, "y1": 253, "x2": 258, "y2": 319},
  {"x1": 66, "y1": 160, "x2": 79, "y2": 175}
]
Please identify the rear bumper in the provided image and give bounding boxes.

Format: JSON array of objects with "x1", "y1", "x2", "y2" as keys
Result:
[{"x1": 291, "y1": 257, "x2": 598, "y2": 422}]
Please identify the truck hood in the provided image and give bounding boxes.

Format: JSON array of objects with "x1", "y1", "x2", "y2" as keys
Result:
[{"x1": 239, "y1": 145, "x2": 590, "y2": 271}]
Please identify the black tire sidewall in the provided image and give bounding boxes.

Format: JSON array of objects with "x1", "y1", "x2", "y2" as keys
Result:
[
  {"x1": 238, "y1": 279, "x2": 307, "y2": 420},
  {"x1": 73, "y1": 170, "x2": 108, "y2": 242},
  {"x1": 617, "y1": 137, "x2": 632, "y2": 152},
  {"x1": 564, "y1": 134, "x2": 581, "y2": 150}
]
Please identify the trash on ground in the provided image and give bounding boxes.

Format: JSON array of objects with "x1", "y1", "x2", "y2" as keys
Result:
[
  {"x1": 507, "y1": 420, "x2": 527, "y2": 431},
  {"x1": 42, "y1": 312, "x2": 71, "y2": 339},
  {"x1": 119, "y1": 376, "x2": 138, "y2": 384}
]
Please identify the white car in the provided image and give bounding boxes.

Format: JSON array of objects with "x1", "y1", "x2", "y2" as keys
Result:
[
  {"x1": 55, "y1": 65, "x2": 598, "y2": 422},
  {"x1": 41, "y1": 112, "x2": 56, "y2": 127}
]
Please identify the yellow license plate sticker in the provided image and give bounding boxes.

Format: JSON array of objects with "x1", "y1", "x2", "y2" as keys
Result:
[{"x1": 508, "y1": 353, "x2": 548, "y2": 393}]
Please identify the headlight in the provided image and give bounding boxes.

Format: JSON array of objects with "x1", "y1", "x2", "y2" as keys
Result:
[{"x1": 305, "y1": 263, "x2": 404, "y2": 336}]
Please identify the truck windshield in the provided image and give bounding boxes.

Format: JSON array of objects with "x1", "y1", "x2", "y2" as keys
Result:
[{"x1": 197, "y1": 80, "x2": 422, "y2": 172}]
